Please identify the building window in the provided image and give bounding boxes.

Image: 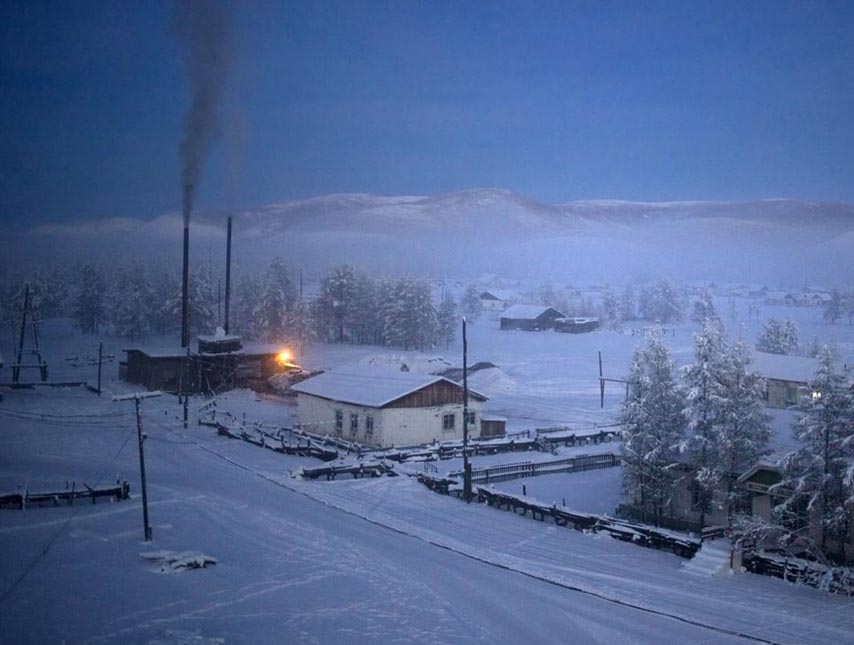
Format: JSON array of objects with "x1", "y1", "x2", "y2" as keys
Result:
[
  {"x1": 335, "y1": 409, "x2": 343, "y2": 434},
  {"x1": 350, "y1": 413, "x2": 358, "y2": 435},
  {"x1": 465, "y1": 411, "x2": 476, "y2": 426},
  {"x1": 442, "y1": 413, "x2": 455, "y2": 431},
  {"x1": 365, "y1": 415, "x2": 374, "y2": 437}
]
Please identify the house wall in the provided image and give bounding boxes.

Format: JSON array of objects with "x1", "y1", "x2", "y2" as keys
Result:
[
  {"x1": 765, "y1": 379, "x2": 803, "y2": 409},
  {"x1": 296, "y1": 393, "x2": 484, "y2": 448},
  {"x1": 667, "y1": 473, "x2": 730, "y2": 529},
  {"x1": 481, "y1": 298, "x2": 506, "y2": 312}
]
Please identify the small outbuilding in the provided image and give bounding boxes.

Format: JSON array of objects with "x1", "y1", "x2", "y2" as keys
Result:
[
  {"x1": 752, "y1": 351, "x2": 820, "y2": 409},
  {"x1": 554, "y1": 317, "x2": 600, "y2": 334},
  {"x1": 291, "y1": 368, "x2": 488, "y2": 448},
  {"x1": 479, "y1": 289, "x2": 516, "y2": 312},
  {"x1": 499, "y1": 304, "x2": 566, "y2": 331}
]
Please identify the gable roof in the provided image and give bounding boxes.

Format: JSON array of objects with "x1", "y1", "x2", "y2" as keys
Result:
[
  {"x1": 291, "y1": 368, "x2": 487, "y2": 408},
  {"x1": 480, "y1": 289, "x2": 515, "y2": 301},
  {"x1": 752, "y1": 351, "x2": 820, "y2": 384},
  {"x1": 500, "y1": 304, "x2": 566, "y2": 320}
]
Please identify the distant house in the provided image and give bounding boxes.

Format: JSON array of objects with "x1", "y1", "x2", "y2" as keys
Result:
[
  {"x1": 479, "y1": 289, "x2": 516, "y2": 312},
  {"x1": 499, "y1": 304, "x2": 566, "y2": 331},
  {"x1": 554, "y1": 317, "x2": 600, "y2": 334},
  {"x1": 291, "y1": 368, "x2": 488, "y2": 448},
  {"x1": 752, "y1": 351, "x2": 820, "y2": 408}
]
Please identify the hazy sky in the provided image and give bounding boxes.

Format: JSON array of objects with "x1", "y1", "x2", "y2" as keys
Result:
[{"x1": 2, "y1": 0, "x2": 854, "y2": 230}]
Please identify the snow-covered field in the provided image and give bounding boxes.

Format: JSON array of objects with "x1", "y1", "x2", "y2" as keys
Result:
[{"x1": 2, "y1": 300, "x2": 854, "y2": 643}]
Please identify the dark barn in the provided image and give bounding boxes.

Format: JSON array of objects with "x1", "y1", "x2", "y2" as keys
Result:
[{"x1": 499, "y1": 305, "x2": 566, "y2": 331}]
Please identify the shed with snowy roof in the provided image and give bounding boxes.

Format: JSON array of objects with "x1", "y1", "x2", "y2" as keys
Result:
[
  {"x1": 479, "y1": 289, "x2": 516, "y2": 312},
  {"x1": 752, "y1": 351, "x2": 820, "y2": 408},
  {"x1": 291, "y1": 368, "x2": 488, "y2": 448},
  {"x1": 499, "y1": 304, "x2": 566, "y2": 331}
]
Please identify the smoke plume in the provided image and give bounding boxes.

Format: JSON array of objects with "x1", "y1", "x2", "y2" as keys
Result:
[{"x1": 175, "y1": 0, "x2": 232, "y2": 225}]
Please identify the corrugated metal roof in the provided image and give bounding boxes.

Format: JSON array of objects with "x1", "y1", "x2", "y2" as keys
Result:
[{"x1": 291, "y1": 368, "x2": 487, "y2": 408}]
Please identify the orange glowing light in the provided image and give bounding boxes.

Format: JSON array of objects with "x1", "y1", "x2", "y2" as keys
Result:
[{"x1": 276, "y1": 350, "x2": 293, "y2": 366}]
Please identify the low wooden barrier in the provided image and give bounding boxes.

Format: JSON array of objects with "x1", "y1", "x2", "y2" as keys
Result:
[
  {"x1": 450, "y1": 453, "x2": 618, "y2": 485},
  {"x1": 743, "y1": 551, "x2": 854, "y2": 596},
  {"x1": 300, "y1": 462, "x2": 396, "y2": 481},
  {"x1": 0, "y1": 480, "x2": 130, "y2": 510}
]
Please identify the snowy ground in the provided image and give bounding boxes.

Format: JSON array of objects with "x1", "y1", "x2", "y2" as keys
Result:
[{"x1": 3, "y1": 300, "x2": 854, "y2": 643}]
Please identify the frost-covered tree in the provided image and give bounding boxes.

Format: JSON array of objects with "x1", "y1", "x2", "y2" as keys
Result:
[
  {"x1": 436, "y1": 293, "x2": 457, "y2": 348},
  {"x1": 74, "y1": 264, "x2": 106, "y2": 334},
  {"x1": 601, "y1": 286, "x2": 620, "y2": 327},
  {"x1": 620, "y1": 338, "x2": 687, "y2": 526},
  {"x1": 823, "y1": 288, "x2": 844, "y2": 325},
  {"x1": 460, "y1": 285, "x2": 483, "y2": 322},
  {"x1": 691, "y1": 289, "x2": 719, "y2": 325},
  {"x1": 314, "y1": 265, "x2": 378, "y2": 344},
  {"x1": 147, "y1": 271, "x2": 179, "y2": 336},
  {"x1": 681, "y1": 320, "x2": 727, "y2": 528},
  {"x1": 620, "y1": 284, "x2": 636, "y2": 322},
  {"x1": 639, "y1": 279, "x2": 685, "y2": 324},
  {"x1": 377, "y1": 278, "x2": 437, "y2": 350},
  {"x1": 775, "y1": 347, "x2": 854, "y2": 561},
  {"x1": 255, "y1": 259, "x2": 294, "y2": 342},
  {"x1": 756, "y1": 318, "x2": 798, "y2": 355},
  {"x1": 716, "y1": 339, "x2": 771, "y2": 518},
  {"x1": 232, "y1": 273, "x2": 262, "y2": 339},
  {"x1": 110, "y1": 266, "x2": 152, "y2": 340}
]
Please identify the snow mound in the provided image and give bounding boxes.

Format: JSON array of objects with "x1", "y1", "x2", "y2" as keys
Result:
[
  {"x1": 146, "y1": 629, "x2": 225, "y2": 644},
  {"x1": 467, "y1": 367, "x2": 518, "y2": 395},
  {"x1": 358, "y1": 354, "x2": 453, "y2": 374},
  {"x1": 140, "y1": 550, "x2": 218, "y2": 574}
]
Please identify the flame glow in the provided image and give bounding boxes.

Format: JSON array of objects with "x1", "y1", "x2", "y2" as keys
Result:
[{"x1": 276, "y1": 350, "x2": 293, "y2": 366}]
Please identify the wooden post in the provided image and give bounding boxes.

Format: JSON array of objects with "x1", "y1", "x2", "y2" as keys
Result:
[
  {"x1": 462, "y1": 318, "x2": 472, "y2": 504},
  {"x1": 97, "y1": 342, "x2": 103, "y2": 396}
]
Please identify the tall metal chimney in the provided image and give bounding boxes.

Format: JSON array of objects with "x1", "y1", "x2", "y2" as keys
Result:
[
  {"x1": 181, "y1": 184, "x2": 193, "y2": 348},
  {"x1": 224, "y1": 215, "x2": 232, "y2": 334}
]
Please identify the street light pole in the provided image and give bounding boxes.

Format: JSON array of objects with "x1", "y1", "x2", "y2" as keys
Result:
[
  {"x1": 462, "y1": 318, "x2": 472, "y2": 503},
  {"x1": 113, "y1": 391, "x2": 161, "y2": 542}
]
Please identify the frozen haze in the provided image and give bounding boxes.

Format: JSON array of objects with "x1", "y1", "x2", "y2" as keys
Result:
[{"x1": 12, "y1": 188, "x2": 854, "y2": 285}]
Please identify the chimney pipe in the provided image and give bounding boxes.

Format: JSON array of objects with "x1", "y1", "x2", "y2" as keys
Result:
[
  {"x1": 224, "y1": 215, "x2": 232, "y2": 334},
  {"x1": 181, "y1": 184, "x2": 193, "y2": 348}
]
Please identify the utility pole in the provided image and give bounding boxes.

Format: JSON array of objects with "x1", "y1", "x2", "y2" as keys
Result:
[
  {"x1": 112, "y1": 391, "x2": 161, "y2": 542},
  {"x1": 96, "y1": 341, "x2": 103, "y2": 396},
  {"x1": 183, "y1": 344, "x2": 190, "y2": 429},
  {"x1": 462, "y1": 318, "x2": 472, "y2": 503}
]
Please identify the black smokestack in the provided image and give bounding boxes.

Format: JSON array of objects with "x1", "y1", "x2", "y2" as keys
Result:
[
  {"x1": 175, "y1": 0, "x2": 232, "y2": 346},
  {"x1": 224, "y1": 215, "x2": 232, "y2": 334}
]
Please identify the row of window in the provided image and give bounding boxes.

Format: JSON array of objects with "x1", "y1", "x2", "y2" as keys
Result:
[
  {"x1": 442, "y1": 411, "x2": 476, "y2": 432},
  {"x1": 335, "y1": 410, "x2": 374, "y2": 437}
]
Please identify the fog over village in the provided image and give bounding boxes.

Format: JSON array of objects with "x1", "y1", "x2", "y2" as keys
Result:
[{"x1": 3, "y1": 2, "x2": 854, "y2": 644}]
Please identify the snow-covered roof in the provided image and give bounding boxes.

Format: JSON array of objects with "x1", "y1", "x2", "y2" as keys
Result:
[
  {"x1": 198, "y1": 333, "x2": 241, "y2": 343},
  {"x1": 500, "y1": 304, "x2": 565, "y2": 320},
  {"x1": 555, "y1": 317, "x2": 599, "y2": 324},
  {"x1": 291, "y1": 368, "x2": 487, "y2": 408},
  {"x1": 480, "y1": 289, "x2": 515, "y2": 301},
  {"x1": 752, "y1": 351, "x2": 820, "y2": 384}
]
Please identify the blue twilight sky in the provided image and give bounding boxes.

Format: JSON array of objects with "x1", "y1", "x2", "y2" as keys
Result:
[{"x1": 2, "y1": 0, "x2": 854, "y2": 230}]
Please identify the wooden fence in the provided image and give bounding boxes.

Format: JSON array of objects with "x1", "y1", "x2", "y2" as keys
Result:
[
  {"x1": 0, "y1": 480, "x2": 130, "y2": 510},
  {"x1": 449, "y1": 452, "x2": 618, "y2": 485}
]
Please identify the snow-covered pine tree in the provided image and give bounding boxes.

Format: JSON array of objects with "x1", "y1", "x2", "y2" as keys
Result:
[
  {"x1": 681, "y1": 319, "x2": 727, "y2": 528},
  {"x1": 775, "y1": 347, "x2": 854, "y2": 561},
  {"x1": 232, "y1": 273, "x2": 262, "y2": 339},
  {"x1": 110, "y1": 266, "x2": 152, "y2": 340},
  {"x1": 620, "y1": 284, "x2": 636, "y2": 322},
  {"x1": 639, "y1": 279, "x2": 685, "y2": 324},
  {"x1": 74, "y1": 264, "x2": 106, "y2": 334},
  {"x1": 349, "y1": 272, "x2": 378, "y2": 344},
  {"x1": 315, "y1": 265, "x2": 361, "y2": 343},
  {"x1": 823, "y1": 288, "x2": 844, "y2": 325},
  {"x1": 756, "y1": 318, "x2": 799, "y2": 354},
  {"x1": 460, "y1": 285, "x2": 483, "y2": 322},
  {"x1": 717, "y1": 339, "x2": 771, "y2": 518},
  {"x1": 436, "y1": 292, "x2": 457, "y2": 348},
  {"x1": 601, "y1": 286, "x2": 620, "y2": 328},
  {"x1": 147, "y1": 271, "x2": 179, "y2": 335},
  {"x1": 408, "y1": 279, "x2": 438, "y2": 350},
  {"x1": 255, "y1": 259, "x2": 294, "y2": 342},
  {"x1": 690, "y1": 289, "x2": 719, "y2": 325},
  {"x1": 620, "y1": 337, "x2": 687, "y2": 526}
]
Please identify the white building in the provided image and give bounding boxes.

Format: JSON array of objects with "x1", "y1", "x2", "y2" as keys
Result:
[
  {"x1": 752, "y1": 351, "x2": 820, "y2": 408},
  {"x1": 291, "y1": 368, "x2": 488, "y2": 448},
  {"x1": 479, "y1": 289, "x2": 516, "y2": 312}
]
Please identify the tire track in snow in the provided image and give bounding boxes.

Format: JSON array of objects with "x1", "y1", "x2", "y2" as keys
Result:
[{"x1": 170, "y1": 427, "x2": 783, "y2": 645}]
